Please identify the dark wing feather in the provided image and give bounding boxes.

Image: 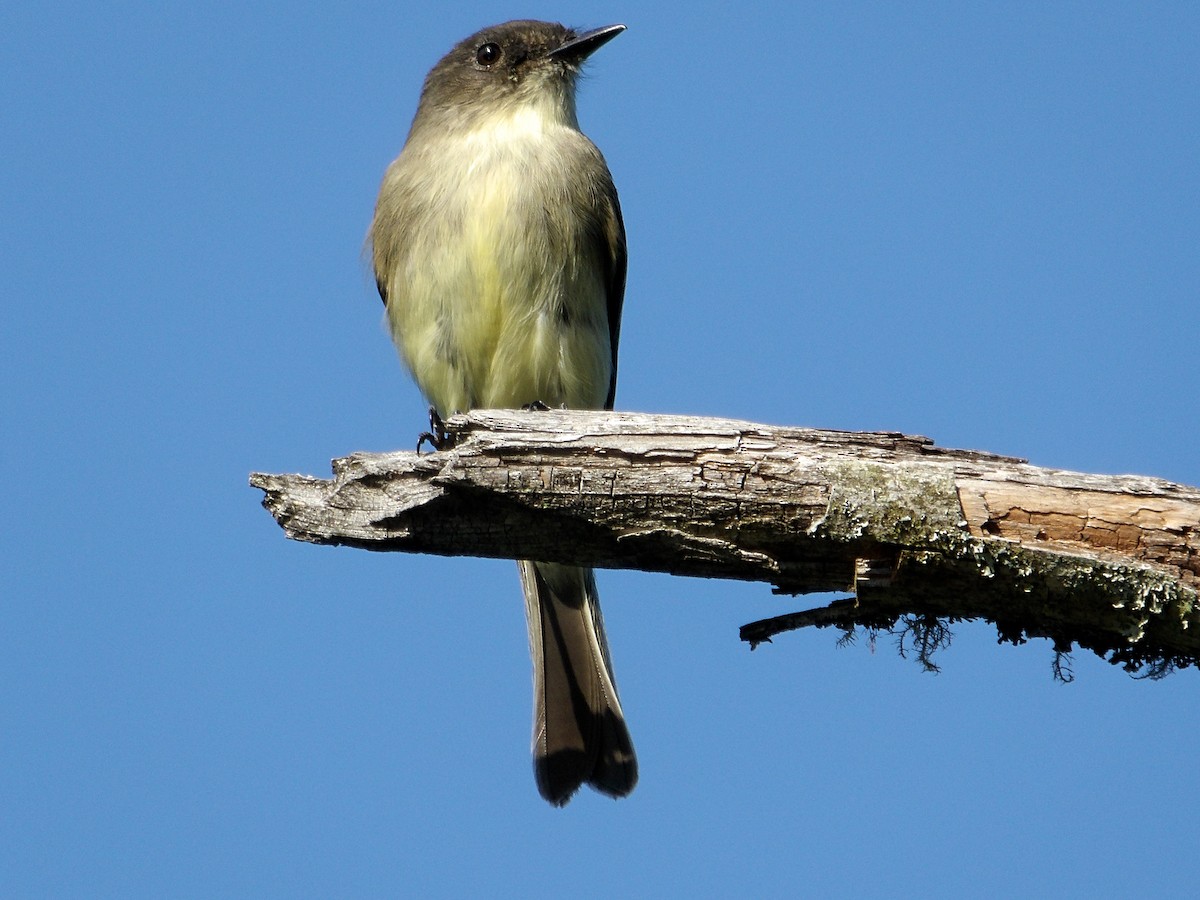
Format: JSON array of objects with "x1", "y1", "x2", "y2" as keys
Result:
[{"x1": 599, "y1": 179, "x2": 627, "y2": 411}]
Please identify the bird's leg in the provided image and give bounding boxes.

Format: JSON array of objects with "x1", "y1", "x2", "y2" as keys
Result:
[
  {"x1": 521, "y1": 400, "x2": 552, "y2": 412},
  {"x1": 416, "y1": 406, "x2": 455, "y2": 452}
]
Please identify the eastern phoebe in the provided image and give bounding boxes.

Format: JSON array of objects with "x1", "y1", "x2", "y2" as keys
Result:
[{"x1": 368, "y1": 21, "x2": 634, "y2": 805}]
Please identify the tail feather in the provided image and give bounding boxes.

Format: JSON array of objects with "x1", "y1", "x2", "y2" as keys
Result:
[{"x1": 519, "y1": 560, "x2": 637, "y2": 806}]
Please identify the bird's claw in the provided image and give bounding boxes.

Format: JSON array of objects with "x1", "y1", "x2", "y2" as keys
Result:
[{"x1": 416, "y1": 406, "x2": 455, "y2": 452}]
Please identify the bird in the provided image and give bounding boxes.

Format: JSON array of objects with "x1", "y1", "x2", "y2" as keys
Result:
[{"x1": 368, "y1": 20, "x2": 635, "y2": 806}]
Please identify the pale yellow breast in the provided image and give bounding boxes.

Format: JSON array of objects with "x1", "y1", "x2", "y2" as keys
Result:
[{"x1": 383, "y1": 109, "x2": 612, "y2": 416}]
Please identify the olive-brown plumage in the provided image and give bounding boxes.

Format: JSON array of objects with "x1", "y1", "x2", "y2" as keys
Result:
[{"x1": 368, "y1": 21, "x2": 634, "y2": 805}]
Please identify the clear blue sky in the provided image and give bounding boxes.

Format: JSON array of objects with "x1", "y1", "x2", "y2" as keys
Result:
[{"x1": 4, "y1": 2, "x2": 1198, "y2": 896}]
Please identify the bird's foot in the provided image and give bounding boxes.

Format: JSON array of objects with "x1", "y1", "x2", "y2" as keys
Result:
[{"x1": 416, "y1": 406, "x2": 455, "y2": 453}]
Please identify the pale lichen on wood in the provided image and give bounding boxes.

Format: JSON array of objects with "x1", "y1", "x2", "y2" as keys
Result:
[{"x1": 251, "y1": 409, "x2": 1200, "y2": 674}]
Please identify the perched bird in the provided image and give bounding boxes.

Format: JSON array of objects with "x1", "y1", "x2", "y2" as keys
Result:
[{"x1": 368, "y1": 20, "x2": 635, "y2": 805}]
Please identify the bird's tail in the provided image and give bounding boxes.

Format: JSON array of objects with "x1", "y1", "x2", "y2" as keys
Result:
[{"x1": 518, "y1": 560, "x2": 637, "y2": 806}]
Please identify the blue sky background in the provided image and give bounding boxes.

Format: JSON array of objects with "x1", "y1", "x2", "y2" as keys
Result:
[{"x1": 4, "y1": 2, "x2": 1198, "y2": 896}]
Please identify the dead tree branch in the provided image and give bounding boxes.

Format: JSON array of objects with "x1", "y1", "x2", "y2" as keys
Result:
[{"x1": 250, "y1": 409, "x2": 1200, "y2": 673}]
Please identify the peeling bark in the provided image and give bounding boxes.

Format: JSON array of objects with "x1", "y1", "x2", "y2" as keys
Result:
[{"x1": 251, "y1": 409, "x2": 1200, "y2": 673}]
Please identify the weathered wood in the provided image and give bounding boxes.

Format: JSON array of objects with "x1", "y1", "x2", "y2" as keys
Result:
[{"x1": 250, "y1": 409, "x2": 1200, "y2": 672}]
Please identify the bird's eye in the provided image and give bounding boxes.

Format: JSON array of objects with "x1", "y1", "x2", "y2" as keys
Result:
[{"x1": 475, "y1": 42, "x2": 502, "y2": 67}]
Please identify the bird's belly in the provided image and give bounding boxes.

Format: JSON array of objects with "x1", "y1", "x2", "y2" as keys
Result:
[{"x1": 392, "y1": 153, "x2": 611, "y2": 415}]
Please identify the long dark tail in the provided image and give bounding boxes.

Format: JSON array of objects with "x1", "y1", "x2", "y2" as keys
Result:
[{"x1": 518, "y1": 560, "x2": 637, "y2": 806}]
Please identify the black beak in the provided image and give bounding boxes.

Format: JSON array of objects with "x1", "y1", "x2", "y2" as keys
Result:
[{"x1": 549, "y1": 24, "x2": 626, "y2": 63}]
